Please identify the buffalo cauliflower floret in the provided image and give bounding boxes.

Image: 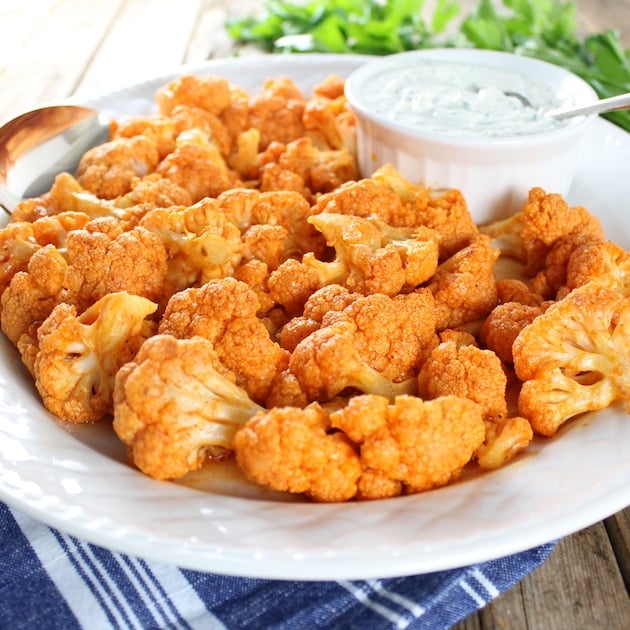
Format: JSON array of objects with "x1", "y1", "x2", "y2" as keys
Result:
[
  {"x1": 0, "y1": 211, "x2": 89, "y2": 300},
  {"x1": 113, "y1": 334, "x2": 263, "y2": 480},
  {"x1": 218, "y1": 187, "x2": 322, "y2": 257},
  {"x1": 513, "y1": 283, "x2": 630, "y2": 436},
  {"x1": 247, "y1": 76, "x2": 306, "y2": 149},
  {"x1": 526, "y1": 233, "x2": 603, "y2": 299},
  {"x1": 64, "y1": 219, "x2": 169, "y2": 310},
  {"x1": 289, "y1": 290, "x2": 437, "y2": 402},
  {"x1": 156, "y1": 74, "x2": 232, "y2": 116},
  {"x1": 11, "y1": 173, "x2": 122, "y2": 223},
  {"x1": 417, "y1": 339, "x2": 507, "y2": 422},
  {"x1": 114, "y1": 173, "x2": 193, "y2": 212},
  {"x1": 428, "y1": 234, "x2": 500, "y2": 330},
  {"x1": 416, "y1": 335, "x2": 533, "y2": 467},
  {"x1": 235, "y1": 393, "x2": 485, "y2": 501},
  {"x1": 158, "y1": 278, "x2": 289, "y2": 403},
  {"x1": 264, "y1": 369, "x2": 310, "y2": 408},
  {"x1": 371, "y1": 164, "x2": 479, "y2": 258},
  {"x1": 475, "y1": 416, "x2": 533, "y2": 470},
  {"x1": 155, "y1": 129, "x2": 240, "y2": 202},
  {"x1": 232, "y1": 258, "x2": 276, "y2": 315},
  {"x1": 278, "y1": 284, "x2": 360, "y2": 352},
  {"x1": 233, "y1": 402, "x2": 361, "y2": 502},
  {"x1": 269, "y1": 136, "x2": 358, "y2": 194},
  {"x1": 1, "y1": 221, "x2": 168, "y2": 348},
  {"x1": 479, "y1": 301, "x2": 547, "y2": 365},
  {"x1": 303, "y1": 75, "x2": 356, "y2": 153},
  {"x1": 140, "y1": 197, "x2": 243, "y2": 296},
  {"x1": 495, "y1": 278, "x2": 545, "y2": 306},
  {"x1": 481, "y1": 187, "x2": 605, "y2": 276},
  {"x1": 240, "y1": 223, "x2": 293, "y2": 271},
  {"x1": 565, "y1": 239, "x2": 630, "y2": 296},
  {"x1": 169, "y1": 104, "x2": 233, "y2": 156},
  {"x1": 313, "y1": 175, "x2": 412, "y2": 227},
  {"x1": 76, "y1": 134, "x2": 160, "y2": 199},
  {"x1": 112, "y1": 113, "x2": 177, "y2": 159},
  {"x1": 330, "y1": 394, "x2": 486, "y2": 498},
  {"x1": 1, "y1": 245, "x2": 68, "y2": 349},
  {"x1": 33, "y1": 292, "x2": 157, "y2": 423},
  {"x1": 258, "y1": 161, "x2": 313, "y2": 199},
  {"x1": 268, "y1": 213, "x2": 439, "y2": 311}
]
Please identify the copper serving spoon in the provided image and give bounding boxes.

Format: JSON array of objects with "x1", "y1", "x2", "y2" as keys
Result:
[{"x1": 0, "y1": 105, "x2": 110, "y2": 214}]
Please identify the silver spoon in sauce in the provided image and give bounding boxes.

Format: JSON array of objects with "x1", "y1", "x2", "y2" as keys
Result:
[
  {"x1": 545, "y1": 91, "x2": 630, "y2": 119},
  {"x1": 505, "y1": 90, "x2": 630, "y2": 119},
  {"x1": 0, "y1": 104, "x2": 110, "y2": 214}
]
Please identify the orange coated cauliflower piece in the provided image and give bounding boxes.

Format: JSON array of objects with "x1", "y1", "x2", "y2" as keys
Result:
[
  {"x1": 565, "y1": 239, "x2": 630, "y2": 295},
  {"x1": 513, "y1": 283, "x2": 630, "y2": 436},
  {"x1": 64, "y1": 219, "x2": 169, "y2": 310},
  {"x1": 0, "y1": 211, "x2": 90, "y2": 300},
  {"x1": 330, "y1": 394, "x2": 486, "y2": 499},
  {"x1": 76, "y1": 135, "x2": 160, "y2": 199},
  {"x1": 268, "y1": 136, "x2": 358, "y2": 194},
  {"x1": 248, "y1": 76, "x2": 306, "y2": 149},
  {"x1": 218, "y1": 187, "x2": 322, "y2": 257},
  {"x1": 155, "y1": 129, "x2": 240, "y2": 202},
  {"x1": 479, "y1": 301, "x2": 547, "y2": 365},
  {"x1": 158, "y1": 278, "x2": 289, "y2": 403},
  {"x1": 169, "y1": 104, "x2": 233, "y2": 156},
  {"x1": 314, "y1": 175, "x2": 412, "y2": 227},
  {"x1": 1, "y1": 221, "x2": 167, "y2": 348},
  {"x1": 33, "y1": 292, "x2": 157, "y2": 423},
  {"x1": 155, "y1": 74, "x2": 232, "y2": 116},
  {"x1": 268, "y1": 213, "x2": 439, "y2": 312},
  {"x1": 371, "y1": 164, "x2": 479, "y2": 258},
  {"x1": 139, "y1": 197, "x2": 243, "y2": 297},
  {"x1": 526, "y1": 232, "x2": 603, "y2": 299},
  {"x1": 233, "y1": 402, "x2": 361, "y2": 502},
  {"x1": 475, "y1": 416, "x2": 533, "y2": 470},
  {"x1": 1, "y1": 245, "x2": 68, "y2": 349},
  {"x1": 113, "y1": 334, "x2": 263, "y2": 480},
  {"x1": 278, "y1": 284, "x2": 360, "y2": 352},
  {"x1": 289, "y1": 290, "x2": 437, "y2": 402},
  {"x1": 303, "y1": 74, "x2": 356, "y2": 153},
  {"x1": 417, "y1": 339, "x2": 507, "y2": 422},
  {"x1": 114, "y1": 173, "x2": 193, "y2": 213},
  {"x1": 481, "y1": 187, "x2": 605, "y2": 276},
  {"x1": 235, "y1": 393, "x2": 485, "y2": 502},
  {"x1": 428, "y1": 234, "x2": 500, "y2": 330},
  {"x1": 112, "y1": 113, "x2": 177, "y2": 159},
  {"x1": 11, "y1": 173, "x2": 121, "y2": 223}
]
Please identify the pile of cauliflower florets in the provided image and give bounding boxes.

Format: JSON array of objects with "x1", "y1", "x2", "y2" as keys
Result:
[{"x1": 2, "y1": 72, "x2": 629, "y2": 503}]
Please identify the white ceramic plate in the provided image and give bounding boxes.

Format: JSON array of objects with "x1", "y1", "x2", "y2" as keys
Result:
[{"x1": 0, "y1": 55, "x2": 629, "y2": 581}]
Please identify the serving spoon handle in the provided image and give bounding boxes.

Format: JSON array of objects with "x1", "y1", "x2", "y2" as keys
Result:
[{"x1": 546, "y1": 91, "x2": 630, "y2": 119}]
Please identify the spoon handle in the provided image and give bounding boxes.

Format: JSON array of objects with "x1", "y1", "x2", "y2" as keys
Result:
[{"x1": 549, "y1": 92, "x2": 630, "y2": 119}]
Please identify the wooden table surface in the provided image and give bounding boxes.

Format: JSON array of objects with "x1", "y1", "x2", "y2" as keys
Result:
[{"x1": 1, "y1": 1, "x2": 629, "y2": 628}]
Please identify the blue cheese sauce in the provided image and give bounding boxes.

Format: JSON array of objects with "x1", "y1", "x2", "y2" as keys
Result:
[{"x1": 359, "y1": 60, "x2": 570, "y2": 137}]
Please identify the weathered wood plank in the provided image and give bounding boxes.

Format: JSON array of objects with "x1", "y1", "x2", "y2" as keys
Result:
[
  {"x1": 518, "y1": 523, "x2": 629, "y2": 629},
  {"x1": 0, "y1": 0, "x2": 57, "y2": 69},
  {"x1": 606, "y1": 508, "x2": 630, "y2": 593},
  {"x1": 74, "y1": 0, "x2": 204, "y2": 96},
  {"x1": 0, "y1": 0, "x2": 124, "y2": 123},
  {"x1": 455, "y1": 520, "x2": 630, "y2": 629},
  {"x1": 184, "y1": 0, "x2": 265, "y2": 63},
  {"x1": 576, "y1": 0, "x2": 630, "y2": 44}
]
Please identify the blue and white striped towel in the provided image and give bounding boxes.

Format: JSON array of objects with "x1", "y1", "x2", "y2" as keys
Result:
[{"x1": 0, "y1": 502, "x2": 555, "y2": 629}]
